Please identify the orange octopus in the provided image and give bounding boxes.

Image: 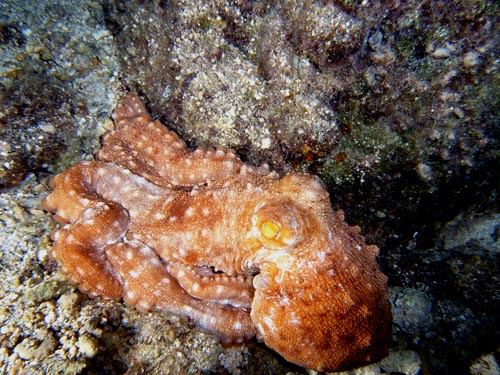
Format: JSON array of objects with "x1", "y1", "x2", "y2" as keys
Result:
[{"x1": 43, "y1": 93, "x2": 391, "y2": 372}]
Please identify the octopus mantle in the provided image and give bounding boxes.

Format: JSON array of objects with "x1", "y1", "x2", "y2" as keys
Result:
[{"x1": 43, "y1": 93, "x2": 391, "y2": 372}]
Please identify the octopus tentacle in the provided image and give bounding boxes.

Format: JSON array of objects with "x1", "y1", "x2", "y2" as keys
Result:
[
  {"x1": 42, "y1": 162, "x2": 100, "y2": 224},
  {"x1": 98, "y1": 93, "x2": 246, "y2": 187},
  {"x1": 42, "y1": 163, "x2": 130, "y2": 300},
  {"x1": 48, "y1": 201, "x2": 129, "y2": 300},
  {"x1": 166, "y1": 262, "x2": 254, "y2": 308},
  {"x1": 104, "y1": 241, "x2": 256, "y2": 343},
  {"x1": 43, "y1": 160, "x2": 169, "y2": 224}
]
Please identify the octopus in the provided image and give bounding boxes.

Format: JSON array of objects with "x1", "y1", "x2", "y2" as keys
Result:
[{"x1": 42, "y1": 93, "x2": 391, "y2": 372}]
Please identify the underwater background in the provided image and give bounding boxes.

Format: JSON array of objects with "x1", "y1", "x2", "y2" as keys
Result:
[{"x1": 0, "y1": 1, "x2": 499, "y2": 374}]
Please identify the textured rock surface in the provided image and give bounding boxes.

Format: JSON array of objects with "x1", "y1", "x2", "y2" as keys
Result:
[{"x1": 1, "y1": 0, "x2": 499, "y2": 374}]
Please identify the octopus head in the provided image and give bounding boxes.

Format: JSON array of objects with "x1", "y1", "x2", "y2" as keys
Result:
[{"x1": 243, "y1": 173, "x2": 391, "y2": 371}]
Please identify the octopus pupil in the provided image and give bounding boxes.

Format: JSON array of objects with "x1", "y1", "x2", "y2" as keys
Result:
[{"x1": 262, "y1": 220, "x2": 280, "y2": 240}]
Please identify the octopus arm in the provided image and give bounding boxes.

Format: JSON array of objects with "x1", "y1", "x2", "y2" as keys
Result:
[
  {"x1": 98, "y1": 93, "x2": 245, "y2": 187},
  {"x1": 42, "y1": 162, "x2": 132, "y2": 300},
  {"x1": 46, "y1": 201, "x2": 129, "y2": 301},
  {"x1": 166, "y1": 262, "x2": 254, "y2": 308},
  {"x1": 42, "y1": 161, "x2": 102, "y2": 224},
  {"x1": 104, "y1": 241, "x2": 257, "y2": 343}
]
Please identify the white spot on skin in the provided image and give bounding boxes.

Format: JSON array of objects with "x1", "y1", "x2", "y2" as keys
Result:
[
  {"x1": 80, "y1": 198, "x2": 91, "y2": 206},
  {"x1": 126, "y1": 250, "x2": 134, "y2": 261},
  {"x1": 202, "y1": 208, "x2": 210, "y2": 216},
  {"x1": 106, "y1": 237, "x2": 117, "y2": 245},
  {"x1": 153, "y1": 212, "x2": 166, "y2": 220},
  {"x1": 263, "y1": 316, "x2": 276, "y2": 332},
  {"x1": 177, "y1": 269, "x2": 186, "y2": 278},
  {"x1": 185, "y1": 207, "x2": 194, "y2": 218},
  {"x1": 112, "y1": 175, "x2": 121, "y2": 185},
  {"x1": 137, "y1": 300, "x2": 151, "y2": 311},
  {"x1": 303, "y1": 189, "x2": 319, "y2": 201},
  {"x1": 192, "y1": 283, "x2": 200, "y2": 292},
  {"x1": 160, "y1": 235, "x2": 170, "y2": 245},
  {"x1": 121, "y1": 185, "x2": 132, "y2": 194},
  {"x1": 279, "y1": 296, "x2": 290, "y2": 306},
  {"x1": 289, "y1": 312, "x2": 301, "y2": 325},
  {"x1": 129, "y1": 270, "x2": 140, "y2": 278},
  {"x1": 233, "y1": 321, "x2": 242, "y2": 331},
  {"x1": 216, "y1": 285, "x2": 225, "y2": 295},
  {"x1": 149, "y1": 257, "x2": 161, "y2": 266},
  {"x1": 139, "y1": 247, "x2": 150, "y2": 256}
]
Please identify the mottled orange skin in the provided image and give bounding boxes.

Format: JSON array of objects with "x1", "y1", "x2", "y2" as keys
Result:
[{"x1": 43, "y1": 93, "x2": 391, "y2": 371}]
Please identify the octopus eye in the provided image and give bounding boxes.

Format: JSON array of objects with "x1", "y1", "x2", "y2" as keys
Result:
[
  {"x1": 252, "y1": 201, "x2": 308, "y2": 249},
  {"x1": 261, "y1": 220, "x2": 280, "y2": 240}
]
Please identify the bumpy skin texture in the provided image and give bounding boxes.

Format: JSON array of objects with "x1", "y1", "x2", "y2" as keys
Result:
[{"x1": 43, "y1": 93, "x2": 391, "y2": 372}]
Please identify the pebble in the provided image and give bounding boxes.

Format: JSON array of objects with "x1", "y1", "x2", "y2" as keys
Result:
[
  {"x1": 57, "y1": 292, "x2": 80, "y2": 312},
  {"x1": 14, "y1": 338, "x2": 38, "y2": 360},
  {"x1": 470, "y1": 353, "x2": 500, "y2": 375},
  {"x1": 92, "y1": 29, "x2": 111, "y2": 40},
  {"x1": 391, "y1": 287, "x2": 433, "y2": 334},
  {"x1": 453, "y1": 107, "x2": 465, "y2": 119},
  {"x1": 432, "y1": 47, "x2": 451, "y2": 59},
  {"x1": 261, "y1": 137, "x2": 272, "y2": 149},
  {"x1": 380, "y1": 350, "x2": 422, "y2": 375},
  {"x1": 36, "y1": 247, "x2": 49, "y2": 263},
  {"x1": 76, "y1": 334, "x2": 99, "y2": 358},
  {"x1": 463, "y1": 51, "x2": 480, "y2": 68},
  {"x1": 416, "y1": 162, "x2": 433, "y2": 183}
]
